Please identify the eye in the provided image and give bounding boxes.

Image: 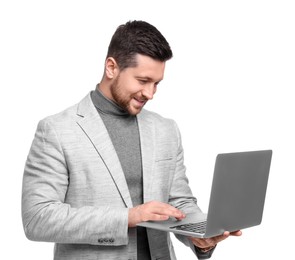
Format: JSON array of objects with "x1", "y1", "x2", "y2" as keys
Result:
[{"x1": 139, "y1": 79, "x2": 148, "y2": 85}]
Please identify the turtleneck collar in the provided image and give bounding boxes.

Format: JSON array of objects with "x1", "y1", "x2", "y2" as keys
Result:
[{"x1": 91, "y1": 85, "x2": 130, "y2": 117}]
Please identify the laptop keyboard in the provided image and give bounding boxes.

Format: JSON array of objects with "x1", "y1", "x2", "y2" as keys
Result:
[{"x1": 170, "y1": 221, "x2": 207, "y2": 234}]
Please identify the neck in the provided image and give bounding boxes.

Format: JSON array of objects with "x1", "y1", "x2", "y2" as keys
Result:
[
  {"x1": 97, "y1": 78, "x2": 114, "y2": 102},
  {"x1": 92, "y1": 84, "x2": 129, "y2": 117}
]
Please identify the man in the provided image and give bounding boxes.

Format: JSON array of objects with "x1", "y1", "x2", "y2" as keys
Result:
[{"x1": 22, "y1": 20, "x2": 241, "y2": 260}]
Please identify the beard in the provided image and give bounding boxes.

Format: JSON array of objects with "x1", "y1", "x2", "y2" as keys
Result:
[
  {"x1": 110, "y1": 74, "x2": 145, "y2": 116},
  {"x1": 110, "y1": 74, "x2": 131, "y2": 113}
]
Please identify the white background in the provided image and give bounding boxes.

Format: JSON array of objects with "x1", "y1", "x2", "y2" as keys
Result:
[{"x1": 1, "y1": 0, "x2": 294, "y2": 259}]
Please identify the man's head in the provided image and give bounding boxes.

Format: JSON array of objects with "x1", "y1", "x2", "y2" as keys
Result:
[
  {"x1": 106, "y1": 20, "x2": 173, "y2": 70},
  {"x1": 99, "y1": 20, "x2": 173, "y2": 115}
]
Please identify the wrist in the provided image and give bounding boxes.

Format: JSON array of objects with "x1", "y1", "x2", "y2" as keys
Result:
[
  {"x1": 194, "y1": 245, "x2": 216, "y2": 259},
  {"x1": 128, "y1": 206, "x2": 142, "y2": 227}
]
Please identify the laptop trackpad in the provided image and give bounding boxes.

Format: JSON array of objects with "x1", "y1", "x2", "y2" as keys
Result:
[{"x1": 137, "y1": 212, "x2": 207, "y2": 230}]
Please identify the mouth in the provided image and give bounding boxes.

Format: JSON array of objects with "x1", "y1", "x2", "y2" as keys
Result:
[{"x1": 133, "y1": 97, "x2": 147, "y2": 107}]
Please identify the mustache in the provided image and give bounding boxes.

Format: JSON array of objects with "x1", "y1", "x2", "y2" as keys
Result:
[{"x1": 134, "y1": 96, "x2": 148, "y2": 102}]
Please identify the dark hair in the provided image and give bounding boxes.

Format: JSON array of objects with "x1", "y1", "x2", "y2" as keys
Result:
[{"x1": 106, "y1": 20, "x2": 173, "y2": 70}]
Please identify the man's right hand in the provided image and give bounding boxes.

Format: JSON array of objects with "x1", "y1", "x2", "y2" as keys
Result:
[{"x1": 128, "y1": 200, "x2": 186, "y2": 227}]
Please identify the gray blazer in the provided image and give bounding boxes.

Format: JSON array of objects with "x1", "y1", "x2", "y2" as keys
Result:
[{"x1": 22, "y1": 92, "x2": 202, "y2": 260}]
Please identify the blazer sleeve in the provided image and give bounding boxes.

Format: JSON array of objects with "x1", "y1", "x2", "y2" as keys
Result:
[
  {"x1": 168, "y1": 121, "x2": 215, "y2": 259},
  {"x1": 21, "y1": 119, "x2": 129, "y2": 246}
]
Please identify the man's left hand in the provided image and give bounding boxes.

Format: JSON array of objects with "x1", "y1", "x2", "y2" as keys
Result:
[{"x1": 189, "y1": 230, "x2": 242, "y2": 252}]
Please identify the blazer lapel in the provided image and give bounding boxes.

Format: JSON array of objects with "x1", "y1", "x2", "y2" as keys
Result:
[
  {"x1": 137, "y1": 110, "x2": 156, "y2": 203},
  {"x1": 76, "y1": 93, "x2": 133, "y2": 208}
]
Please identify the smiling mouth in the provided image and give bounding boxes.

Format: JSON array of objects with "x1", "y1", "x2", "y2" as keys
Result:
[{"x1": 133, "y1": 97, "x2": 147, "y2": 106}]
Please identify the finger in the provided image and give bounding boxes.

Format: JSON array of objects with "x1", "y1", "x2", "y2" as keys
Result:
[
  {"x1": 203, "y1": 238, "x2": 217, "y2": 247},
  {"x1": 148, "y1": 201, "x2": 185, "y2": 219},
  {"x1": 229, "y1": 230, "x2": 242, "y2": 236},
  {"x1": 191, "y1": 230, "x2": 242, "y2": 249},
  {"x1": 145, "y1": 213, "x2": 170, "y2": 222},
  {"x1": 206, "y1": 230, "x2": 242, "y2": 246},
  {"x1": 222, "y1": 230, "x2": 242, "y2": 237},
  {"x1": 189, "y1": 237, "x2": 209, "y2": 248},
  {"x1": 208, "y1": 232, "x2": 230, "y2": 245},
  {"x1": 175, "y1": 215, "x2": 186, "y2": 221},
  {"x1": 223, "y1": 231, "x2": 231, "y2": 237},
  {"x1": 212, "y1": 230, "x2": 241, "y2": 244},
  {"x1": 139, "y1": 202, "x2": 184, "y2": 222},
  {"x1": 192, "y1": 237, "x2": 217, "y2": 249}
]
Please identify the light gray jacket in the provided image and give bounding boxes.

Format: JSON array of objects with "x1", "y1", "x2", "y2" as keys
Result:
[{"x1": 22, "y1": 93, "x2": 203, "y2": 260}]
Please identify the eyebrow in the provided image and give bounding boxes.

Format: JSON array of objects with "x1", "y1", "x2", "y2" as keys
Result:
[
  {"x1": 136, "y1": 76, "x2": 153, "y2": 81},
  {"x1": 136, "y1": 76, "x2": 162, "y2": 83}
]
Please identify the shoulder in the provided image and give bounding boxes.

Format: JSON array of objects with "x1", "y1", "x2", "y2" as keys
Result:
[
  {"x1": 38, "y1": 92, "x2": 91, "y2": 128},
  {"x1": 35, "y1": 93, "x2": 89, "y2": 136},
  {"x1": 38, "y1": 103, "x2": 78, "y2": 128}
]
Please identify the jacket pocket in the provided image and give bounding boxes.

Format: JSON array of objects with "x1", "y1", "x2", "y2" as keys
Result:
[{"x1": 155, "y1": 157, "x2": 173, "y2": 162}]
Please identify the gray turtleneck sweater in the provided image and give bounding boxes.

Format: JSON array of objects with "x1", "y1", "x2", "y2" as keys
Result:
[{"x1": 91, "y1": 87, "x2": 151, "y2": 259}]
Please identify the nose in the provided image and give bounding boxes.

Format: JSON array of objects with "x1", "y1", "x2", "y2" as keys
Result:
[{"x1": 142, "y1": 84, "x2": 157, "y2": 100}]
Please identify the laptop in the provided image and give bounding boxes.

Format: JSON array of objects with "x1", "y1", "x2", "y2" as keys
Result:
[{"x1": 137, "y1": 150, "x2": 272, "y2": 238}]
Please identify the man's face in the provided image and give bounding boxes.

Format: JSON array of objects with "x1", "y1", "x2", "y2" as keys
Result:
[{"x1": 109, "y1": 54, "x2": 165, "y2": 115}]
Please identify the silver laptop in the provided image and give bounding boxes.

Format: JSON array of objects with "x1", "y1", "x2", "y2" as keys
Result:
[{"x1": 137, "y1": 150, "x2": 272, "y2": 238}]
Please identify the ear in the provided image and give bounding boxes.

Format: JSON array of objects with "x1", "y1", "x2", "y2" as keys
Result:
[{"x1": 105, "y1": 57, "x2": 119, "y2": 79}]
